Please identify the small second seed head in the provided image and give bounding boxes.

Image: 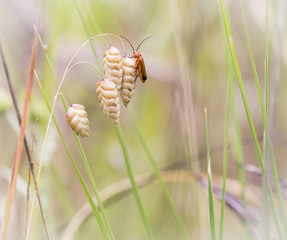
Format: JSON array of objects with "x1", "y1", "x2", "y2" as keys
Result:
[{"x1": 66, "y1": 104, "x2": 90, "y2": 138}]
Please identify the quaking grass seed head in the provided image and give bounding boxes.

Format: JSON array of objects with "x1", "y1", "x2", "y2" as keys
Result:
[
  {"x1": 120, "y1": 56, "x2": 137, "y2": 107},
  {"x1": 66, "y1": 104, "x2": 90, "y2": 138},
  {"x1": 103, "y1": 46, "x2": 123, "y2": 90},
  {"x1": 96, "y1": 78, "x2": 120, "y2": 125}
]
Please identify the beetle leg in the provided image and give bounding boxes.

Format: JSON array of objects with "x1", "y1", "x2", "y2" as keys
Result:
[
  {"x1": 133, "y1": 73, "x2": 139, "y2": 82},
  {"x1": 133, "y1": 63, "x2": 139, "y2": 75}
]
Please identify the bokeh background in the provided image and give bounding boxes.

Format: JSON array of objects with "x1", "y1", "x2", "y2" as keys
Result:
[{"x1": 0, "y1": 0, "x2": 286, "y2": 239}]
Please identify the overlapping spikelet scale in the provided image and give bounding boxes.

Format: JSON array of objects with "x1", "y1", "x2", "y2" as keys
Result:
[
  {"x1": 66, "y1": 104, "x2": 90, "y2": 138},
  {"x1": 96, "y1": 79, "x2": 120, "y2": 125},
  {"x1": 103, "y1": 46, "x2": 123, "y2": 90},
  {"x1": 120, "y1": 56, "x2": 137, "y2": 107}
]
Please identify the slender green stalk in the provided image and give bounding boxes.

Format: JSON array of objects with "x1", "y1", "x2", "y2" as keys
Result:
[
  {"x1": 268, "y1": 185, "x2": 283, "y2": 239},
  {"x1": 262, "y1": 135, "x2": 269, "y2": 240},
  {"x1": 263, "y1": 1, "x2": 284, "y2": 237},
  {"x1": 270, "y1": 0, "x2": 287, "y2": 234},
  {"x1": 73, "y1": 134, "x2": 115, "y2": 240},
  {"x1": 36, "y1": 77, "x2": 110, "y2": 240},
  {"x1": 230, "y1": 83, "x2": 246, "y2": 194},
  {"x1": 264, "y1": 0, "x2": 269, "y2": 129},
  {"x1": 218, "y1": 52, "x2": 230, "y2": 240},
  {"x1": 37, "y1": 32, "x2": 114, "y2": 240},
  {"x1": 205, "y1": 109, "x2": 216, "y2": 240},
  {"x1": 219, "y1": 0, "x2": 263, "y2": 172},
  {"x1": 50, "y1": 164, "x2": 76, "y2": 219},
  {"x1": 71, "y1": 4, "x2": 155, "y2": 238},
  {"x1": 128, "y1": 107, "x2": 189, "y2": 239},
  {"x1": 239, "y1": 0, "x2": 265, "y2": 120},
  {"x1": 37, "y1": 31, "x2": 67, "y2": 109},
  {"x1": 271, "y1": 149, "x2": 287, "y2": 236},
  {"x1": 84, "y1": 0, "x2": 102, "y2": 38},
  {"x1": 263, "y1": 0, "x2": 269, "y2": 237},
  {"x1": 219, "y1": 4, "x2": 247, "y2": 214},
  {"x1": 0, "y1": 42, "x2": 49, "y2": 240},
  {"x1": 220, "y1": 1, "x2": 285, "y2": 238},
  {"x1": 73, "y1": 0, "x2": 103, "y2": 74},
  {"x1": 0, "y1": 7, "x2": 44, "y2": 239},
  {"x1": 115, "y1": 125, "x2": 153, "y2": 240},
  {"x1": 230, "y1": 62, "x2": 251, "y2": 239}
]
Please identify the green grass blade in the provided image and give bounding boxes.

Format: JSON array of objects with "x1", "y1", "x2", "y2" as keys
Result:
[
  {"x1": 263, "y1": 0, "x2": 269, "y2": 237},
  {"x1": 230, "y1": 73, "x2": 246, "y2": 199},
  {"x1": 221, "y1": 1, "x2": 286, "y2": 237},
  {"x1": 219, "y1": 0, "x2": 263, "y2": 172},
  {"x1": 72, "y1": 4, "x2": 154, "y2": 238},
  {"x1": 36, "y1": 77, "x2": 110, "y2": 239},
  {"x1": 218, "y1": 51, "x2": 230, "y2": 240},
  {"x1": 37, "y1": 31, "x2": 68, "y2": 110},
  {"x1": 128, "y1": 107, "x2": 189, "y2": 239},
  {"x1": 204, "y1": 109, "x2": 216, "y2": 240},
  {"x1": 115, "y1": 125, "x2": 154, "y2": 240},
  {"x1": 73, "y1": 134, "x2": 115, "y2": 240},
  {"x1": 73, "y1": 0, "x2": 103, "y2": 75},
  {"x1": 268, "y1": 184, "x2": 283, "y2": 239},
  {"x1": 84, "y1": 0, "x2": 102, "y2": 37},
  {"x1": 264, "y1": 0, "x2": 269, "y2": 124},
  {"x1": 37, "y1": 32, "x2": 114, "y2": 240},
  {"x1": 50, "y1": 164, "x2": 76, "y2": 219},
  {"x1": 229, "y1": 61, "x2": 252, "y2": 239},
  {"x1": 271, "y1": 149, "x2": 287, "y2": 236},
  {"x1": 221, "y1": 9, "x2": 247, "y2": 214},
  {"x1": 263, "y1": 2, "x2": 285, "y2": 237},
  {"x1": 70, "y1": 4, "x2": 156, "y2": 237},
  {"x1": 239, "y1": 0, "x2": 265, "y2": 120}
]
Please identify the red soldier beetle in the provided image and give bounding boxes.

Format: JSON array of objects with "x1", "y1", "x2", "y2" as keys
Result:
[{"x1": 121, "y1": 36, "x2": 151, "y2": 83}]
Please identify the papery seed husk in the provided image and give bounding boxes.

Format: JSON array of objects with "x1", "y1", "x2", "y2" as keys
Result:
[
  {"x1": 66, "y1": 104, "x2": 90, "y2": 138},
  {"x1": 103, "y1": 47, "x2": 123, "y2": 90},
  {"x1": 96, "y1": 79, "x2": 120, "y2": 125},
  {"x1": 120, "y1": 56, "x2": 137, "y2": 107}
]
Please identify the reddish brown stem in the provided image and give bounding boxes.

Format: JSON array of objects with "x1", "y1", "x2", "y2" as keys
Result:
[
  {"x1": 23, "y1": 168, "x2": 31, "y2": 239},
  {"x1": 0, "y1": 35, "x2": 37, "y2": 240},
  {"x1": 0, "y1": 1, "x2": 48, "y2": 239}
]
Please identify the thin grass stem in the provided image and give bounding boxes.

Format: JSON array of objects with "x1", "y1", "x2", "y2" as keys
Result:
[
  {"x1": 218, "y1": 50, "x2": 230, "y2": 240},
  {"x1": 128, "y1": 107, "x2": 189, "y2": 239},
  {"x1": 0, "y1": 5, "x2": 49, "y2": 238},
  {"x1": 205, "y1": 109, "x2": 216, "y2": 240},
  {"x1": 239, "y1": 0, "x2": 265, "y2": 120},
  {"x1": 36, "y1": 32, "x2": 114, "y2": 239},
  {"x1": 36, "y1": 73, "x2": 110, "y2": 239},
  {"x1": 73, "y1": 0, "x2": 102, "y2": 72},
  {"x1": 115, "y1": 125, "x2": 153, "y2": 240},
  {"x1": 73, "y1": 134, "x2": 115, "y2": 240},
  {"x1": 50, "y1": 164, "x2": 76, "y2": 219},
  {"x1": 0, "y1": 42, "x2": 49, "y2": 240},
  {"x1": 263, "y1": 0, "x2": 269, "y2": 237},
  {"x1": 271, "y1": 149, "x2": 287, "y2": 236},
  {"x1": 268, "y1": 185, "x2": 283, "y2": 239},
  {"x1": 219, "y1": 0, "x2": 263, "y2": 172}
]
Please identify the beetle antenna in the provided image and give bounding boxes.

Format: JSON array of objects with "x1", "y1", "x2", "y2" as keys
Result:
[
  {"x1": 120, "y1": 35, "x2": 135, "y2": 52},
  {"x1": 136, "y1": 36, "x2": 151, "y2": 51},
  {"x1": 59, "y1": 92, "x2": 72, "y2": 106}
]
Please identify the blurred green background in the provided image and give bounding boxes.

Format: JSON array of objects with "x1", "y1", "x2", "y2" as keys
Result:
[{"x1": 0, "y1": 0, "x2": 286, "y2": 239}]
